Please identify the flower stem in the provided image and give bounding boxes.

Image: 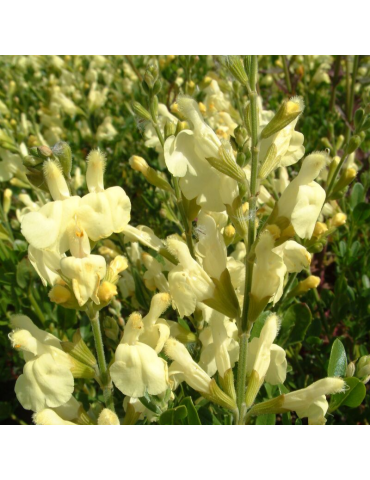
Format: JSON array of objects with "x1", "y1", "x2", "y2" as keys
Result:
[
  {"x1": 88, "y1": 308, "x2": 115, "y2": 412},
  {"x1": 236, "y1": 56, "x2": 260, "y2": 423},
  {"x1": 281, "y1": 56, "x2": 292, "y2": 93}
]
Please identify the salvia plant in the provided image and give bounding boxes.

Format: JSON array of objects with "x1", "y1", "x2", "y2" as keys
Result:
[{"x1": 0, "y1": 55, "x2": 369, "y2": 425}]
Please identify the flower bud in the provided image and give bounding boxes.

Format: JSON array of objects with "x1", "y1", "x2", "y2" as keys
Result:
[
  {"x1": 258, "y1": 143, "x2": 280, "y2": 179},
  {"x1": 97, "y1": 281, "x2": 118, "y2": 303},
  {"x1": 48, "y1": 285, "x2": 72, "y2": 305},
  {"x1": 103, "y1": 316, "x2": 120, "y2": 341},
  {"x1": 331, "y1": 213, "x2": 347, "y2": 227},
  {"x1": 261, "y1": 97, "x2": 304, "y2": 139},
  {"x1": 206, "y1": 143, "x2": 246, "y2": 183},
  {"x1": 3, "y1": 188, "x2": 12, "y2": 214},
  {"x1": 129, "y1": 156, "x2": 174, "y2": 194},
  {"x1": 223, "y1": 224, "x2": 236, "y2": 246},
  {"x1": 43, "y1": 159, "x2": 70, "y2": 201},
  {"x1": 346, "y1": 362, "x2": 355, "y2": 377},
  {"x1": 164, "y1": 120, "x2": 176, "y2": 139},
  {"x1": 332, "y1": 168, "x2": 356, "y2": 193},
  {"x1": 132, "y1": 101, "x2": 152, "y2": 121},
  {"x1": 224, "y1": 56, "x2": 249, "y2": 85},
  {"x1": 266, "y1": 224, "x2": 281, "y2": 240},
  {"x1": 356, "y1": 355, "x2": 370, "y2": 379},
  {"x1": 129, "y1": 155, "x2": 149, "y2": 175},
  {"x1": 31, "y1": 145, "x2": 53, "y2": 158},
  {"x1": 312, "y1": 222, "x2": 328, "y2": 238},
  {"x1": 98, "y1": 408, "x2": 120, "y2": 425},
  {"x1": 86, "y1": 149, "x2": 106, "y2": 193},
  {"x1": 347, "y1": 135, "x2": 362, "y2": 154},
  {"x1": 234, "y1": 125, "x2": 248, "y2": 148},
  {"x1": 288, "y1": 275, "x2": 320, "y2": 298},
  {"x1": 52, "y1": 141, "x2": 72, "y2": 179},
  {"x1": 335, "y1": 135, "x2": 345, "y2": 151}
]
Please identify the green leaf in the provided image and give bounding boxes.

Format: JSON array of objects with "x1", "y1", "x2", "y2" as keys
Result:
[
  {"x1": 278, "y1": 303, "x2": 312, "y2": 346},
  {"x1": 350, "y1": 182, "x2": 365, "y2": 209},
  {"x1": 256, "y1": 414, "x2": 276, "y2": 425},
  {"x1": 329, "y1": 377, "x2": 366, "y2": 413},
  {"x1": 353, "y1": 202, "x2": 370, "y2": 224},
  {"x1": 327, "y1": 339, "x2": 347, "y2": 377},
  {"x1": 180, "y1": 397, "x2": 201, "y2": 425},
  {"x1": 159, "y1": 405, "x2": 188, "y2": 425}
]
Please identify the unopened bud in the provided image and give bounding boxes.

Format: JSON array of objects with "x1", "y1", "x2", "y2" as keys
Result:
[
  {"x1": 346, "y1": 362, "x2": 356, "y2": 378},
  {"x1": 225, "y1": 56, "x2": 249, "y2": 85},
  {"x1": 234, "y1": 126, "x2": 248, "y2": 148},
  {"x1": 281, "y1": 224, "x2": 296, "y2": 238},
  {"x1": 129, "y1": 155, "x2": 149, "y2": 175},
  {"x1": 347, "y1": 135, "x2": 362, "y2": 154},
  {"x1": 198, "y1": 102, "x2": 206, "y2": 116},
  {"x1": 312, "y1": 222, "x2": 328, "y2": 238},
  {"x1": 52, "y1": 141, "x2": 72, "y2": 179},
  {"x1": 98, "y1": 408, "x2": 120, "y2": 425},
  {"x1": 98, "y1": 281, "x2": 118, "y2": 303},
  {"x1": 327, "y1": 156, "x2": 340, "y2": 185},
  {"x1": 103, "y1": 316, "x2": 119, "y2": 340},
  {"x1": 3, "y1": 188, "x2": 12, "y2": 214},
  {"x1": 288, "y1": 275, "x2": 320, "y2": 299},
  {"x1": 86, "y1": 149, "x2": 106, "y2": 193},
  {"x1": 206, "y1": 143, "x2": 246, "y2": 183},
  {"x1": 335, "y1": 135, "x2": 345, "y2": 151},
  {"x1": 164, "y1": 120, "x2": 176, "y2": 139},
  {"x1": 258, "y1": 143, "x2": 281, "y2": 179},
  {"x1": 31, "y1": 145, "x2": 52, "y2": 158},
  {"x1": 132, "y1": 101, "x2": 152, "y2": 121},
  {"x1": 129, "y1": 156, "x2": 174, "y2": 194},
  {"x1": 48, "y1": 285, "x2": 72, "y2": 304},
  {"x1": 333, "y1": 168, "x2": 356, "y2": 193},
  {"x1": 43, "y1": 159, "x2": 70, "y2": 201},
  {"x1": 356, "y1": 356, "x2": 370, "y2": 383},
  {"x1": 223, "y1": 224, "x2": 236, "y2": 246},
  {"x1": 331, "y1": 213, "x2": 347, "y2": 227},
  {"x1": 266, "y1": 224, "x2": 281, "y2": 240},
  {"x1": 175, "y1": 120, "x2": 188, "y2": 135},
  {"x1": 261, "y1": 97, "x2": 304, "y2": 139}
]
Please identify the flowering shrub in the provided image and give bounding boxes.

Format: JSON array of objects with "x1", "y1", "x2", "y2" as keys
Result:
[{"x1": 1, "y1": 55, "x2": 369, "y2": 425}]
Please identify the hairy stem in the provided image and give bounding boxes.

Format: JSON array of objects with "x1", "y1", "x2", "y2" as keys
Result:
[{"x1": 88, "y1": 308, "x2": 115, "y2": 411}]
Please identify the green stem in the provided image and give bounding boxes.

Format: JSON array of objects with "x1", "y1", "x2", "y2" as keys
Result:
[
  {"x1": 329, "y1": 55, "x2": 341, "y2": 112},
  {"x1": 235, "y1": 56, "x2": 260, "y2": 424},
  {"x1": 281, "y1": 56, "x2": 292, "y2": 93},
  {"x1": 345, "y1": 55, "x2": 359, "y2": 143},
  {"x1": 235, "y1": 332, "x2": 249, "y2": 423},
  {"x1": 88, "y1": 307, "x2": 115, "y2": 412}
]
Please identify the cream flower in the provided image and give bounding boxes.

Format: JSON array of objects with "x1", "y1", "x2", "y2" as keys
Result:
[
  {"x1": 275, "y1": 152, "x2": 327, "y2": 239},
  {"x1": 28, "y1": 246, "x2": 63, "y2": 286},
  {"x1": 165, "y1": 338, "x2": 212, "y2": 394},
  {"x1": 167, "y1": 235, "x2": 215, "y2": 317},
  {"x1": 110, "y1": 313, "x2": 169, "y2": 398},
  {"x1": 164, "y1": 97, "x2": 238, "y2": 212},
  {"x1": 247, "y1": 314, "x2": 287, "y2": 385},
  {"x1": 33, "y1": 409, "x2": 76, "y2": 425},
  {"x1": 195, "y1": 212, "x2": 227, "y2": 280},
  {"x1": 15, "y1": 354, "x2": 74, "y2": 412},
  {"x1": 251, "y1": 231, "x2": 286, "y2": 305},
  {"x1": 199, "y1": 310, "x2": 239, "y2": 378},
  {"x1": 282, "y1": 377, "x2": 345, "y2": 423},
  {"x1": 272, "y1": 240, "x2": 311, "y2": 273},
  {"x1": 142, "y1": 253, "x2": 170, "y2": 292},
  {"x1": 139, "y1": 293, "x2": 171, "y2": 353}
]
